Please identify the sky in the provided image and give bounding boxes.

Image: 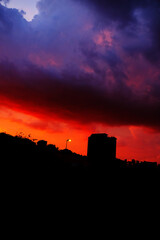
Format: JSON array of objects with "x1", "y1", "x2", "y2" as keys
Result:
[
  {"x1": 0, "y1": 0, "x2": 160, "y2": 163},
  {"x1": 1, "y1": 0, "x2": 38, "y2": 21}
]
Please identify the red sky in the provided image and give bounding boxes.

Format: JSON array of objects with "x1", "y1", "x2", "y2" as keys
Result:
[
  {"x1": 0, "y1": 0, "x2": 160, "y2": 163},
  {"x1": 0, "y1": 105, "x2": 160, "y2": 163}
]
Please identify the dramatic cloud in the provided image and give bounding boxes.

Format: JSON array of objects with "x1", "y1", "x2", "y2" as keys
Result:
[
  {"x1": 78, "y1": 0, "x2": 160, "y2": 63},
  {"x1": 0, "y1": 0, "x2": 160, "y2": 131}
]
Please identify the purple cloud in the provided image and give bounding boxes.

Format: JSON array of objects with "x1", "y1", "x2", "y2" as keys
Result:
[{"x1": 0, "y1": 0, "x2": 160, "y2": 130}]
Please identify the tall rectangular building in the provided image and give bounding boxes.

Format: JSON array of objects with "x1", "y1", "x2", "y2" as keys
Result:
[{"x1": 87, "y1": 133, "x2": 116, "y2": 167}]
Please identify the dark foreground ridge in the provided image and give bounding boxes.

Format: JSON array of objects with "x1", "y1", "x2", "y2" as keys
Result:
[{"x1": 0, "y1": 132, "x2": 160, "y2": 173}]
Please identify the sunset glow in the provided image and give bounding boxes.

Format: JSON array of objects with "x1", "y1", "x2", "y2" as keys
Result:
[{"x1": 0, "y1": 0, "x2": 160, "y2": 163}]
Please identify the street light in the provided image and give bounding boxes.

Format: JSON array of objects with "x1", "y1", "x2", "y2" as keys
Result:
[{"x1": 66, "y1": 139, "x2": 71, "y2": 149}]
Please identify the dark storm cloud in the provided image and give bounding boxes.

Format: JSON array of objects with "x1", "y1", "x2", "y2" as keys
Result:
[
  {"x1": 0, "y1": 60, "x2": 160, "y2": 129},
  {"x1": 76, "y1": 0, "x2": 158, "y2": 24},
  {"x1": 77, "y1": 0, "x2": 160, "y2": 63},
  {"x1": 76, "y1": 0, "x2": 139, "y2": 27},
  {"x1": 0, "y1": 0, "x2": 160, "y2": 129}
]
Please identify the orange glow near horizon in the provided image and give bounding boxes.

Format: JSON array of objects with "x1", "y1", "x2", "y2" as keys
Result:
[{"x1": 0, "y1": 105, "x2": 160, "y2": 164}]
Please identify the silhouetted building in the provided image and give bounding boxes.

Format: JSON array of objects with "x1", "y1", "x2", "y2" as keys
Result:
[{"x1": 87, "y1": 133, "x2": 116, "y2": 167}]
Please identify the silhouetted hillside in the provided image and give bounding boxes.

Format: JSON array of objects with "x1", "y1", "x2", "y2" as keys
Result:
[
  {"x1": 0, "y1": 132, "x2": 159, "y2": 173},
  {"x1": 0, "y1": 132, "x2": 87, "y2": 169}
]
